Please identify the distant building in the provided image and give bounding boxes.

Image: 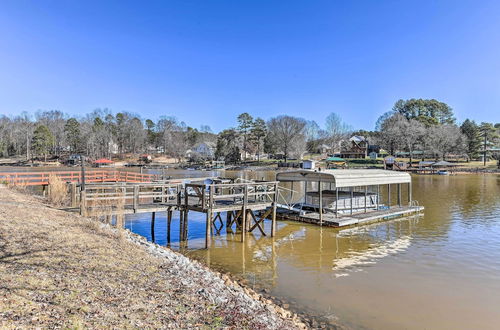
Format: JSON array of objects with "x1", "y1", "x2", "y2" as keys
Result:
[
  {"x1": 302, "y1": 159, "x2": 316, "y2": 170},
  {"x1": 340, "y1": 136, "x2": 369, "y2": 159},
  {"x1": 187, "y1": 142, "x2": 216, "y2": 160}
]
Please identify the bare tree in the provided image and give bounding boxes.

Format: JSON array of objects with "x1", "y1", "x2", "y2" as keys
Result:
[
  {"x1": 325, "y1": 113, "x2": 351, "y2": 153},
  {"x1": 267, "y1": 115, "x2": 306, "y2": 162},
  {"x1": 426, "y1": 125, "x2": 465, "y2": 160}
]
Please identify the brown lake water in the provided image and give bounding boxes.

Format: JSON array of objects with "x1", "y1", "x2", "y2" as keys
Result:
[
  {"x1": 180, "y1": 172, "x2": 500, "y2": 329},
  {"x1": 11, "y1": 167, "x2": 499, "y2": 328}
]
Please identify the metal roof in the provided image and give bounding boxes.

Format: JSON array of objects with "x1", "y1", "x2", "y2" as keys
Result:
[{"x1": 276, "y1": 169, "x2": 411, "y2": 188}]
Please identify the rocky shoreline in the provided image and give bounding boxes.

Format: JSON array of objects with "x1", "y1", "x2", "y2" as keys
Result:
[{"x1": 125, "y1": 229, "x2": 308, "y2": 329}]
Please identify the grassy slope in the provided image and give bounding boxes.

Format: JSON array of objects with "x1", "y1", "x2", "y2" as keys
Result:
[{"x1": 0, "y1": 187, "x2": 299, "y2": 329}]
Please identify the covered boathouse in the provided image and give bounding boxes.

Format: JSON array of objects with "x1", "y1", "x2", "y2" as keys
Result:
[{"x1": 275, "y1": 169, "x2": 424, "y2": 227}]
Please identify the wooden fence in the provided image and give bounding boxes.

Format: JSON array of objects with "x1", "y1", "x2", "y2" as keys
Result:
[{"x1": 0, "y1": 170, "x2": 158, "y2": 186}]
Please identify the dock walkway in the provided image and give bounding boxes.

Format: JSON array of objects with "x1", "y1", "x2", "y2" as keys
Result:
[{"x1": 277, "y1": 205, "x2": 424, "y2": 227}]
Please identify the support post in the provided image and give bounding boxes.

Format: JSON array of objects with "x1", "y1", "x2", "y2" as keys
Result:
[
  {"x1": 350, "y1": 187, "x2": 354, "y2": 215},
  {"x1": 226, "y1": 211, "x2": 232, "y2": 232},
  {"x1": 304, "y1": 181, "x2": 307, "y2": 204},
  {"x1": 167, "y1": 209, "x2": 172, "y2": 244},
  {"x1": 133, "y1": 185, "x2": 139, "y2": 212},
  {"x1": 397, "y1": 183, "x2": 402, "y2": 207},
  {"x1": 335, "y1": 188, "x2": 339, "y2": 218},
  {"x1": 179, "y1": 210, "x2": 185, "y2": 242},
  {"x1": 376, "y1": 185, "x2": 380, "y2": 210},
  {"x1": 206, "y1": 210, "x2": 212, "y2": 248},
  {"x1": 387, "y1": 184, "x2": 391, "y2": 209},
  {"x1": 151, "y1": 212, "x2": 156, "y2": 243},
  {"x1": 241, "y1": 185, "x2": 248, "y2": 243},
  {"x1": 364, "y1": 186, "x2": 368, "y2": 213},
  {"x1": 79, "y1": 190, "x2": 87, "y2": 216},
  {"x1": 70, "y1": 182, "x2": 77, "y2": 207},
  {"x1": 183, "y1": 209, "x2": 188, "y2": 241},
  {"x1": 318, "y1": 180, "x2": 323, "y2": 225},
  {"x1": 408, "y1": 182, "x2": 412, "y2": 205},
  {"x1": 271, "y1": 182, "x2": 278, "y2": 237}
]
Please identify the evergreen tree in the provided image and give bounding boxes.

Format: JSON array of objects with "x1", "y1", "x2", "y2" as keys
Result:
[
  {"x1": 31, "y1": 125, "x2": 55, "y2": 161},
  {"x1": 237, "y1": 113, "x2": 253, "y2": 161},
  {"x1": 460, "y1": 119, "x2": 481, "y2": 161},
  {"x1": 479, "y1": 122, "x2": 499, "y2": 165},
  {"x1": 64, "y1": 118, "x2": 81, "y2": 153},
  {"x1": 250, "y1": 118, "x2": 267, "y2": 163},
  {"x1": 393, "y1": 99, "x2": 455, "y2": 125}
]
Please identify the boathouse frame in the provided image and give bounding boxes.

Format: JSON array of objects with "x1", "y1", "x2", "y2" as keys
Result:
[{"x1": 276, "y1": 169, "x2": 418, "y2": 226}]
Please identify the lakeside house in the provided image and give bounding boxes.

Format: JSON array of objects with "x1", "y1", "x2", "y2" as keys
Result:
[{"x1": 186, "y1": 142, "x2": 216, "y2": 160}]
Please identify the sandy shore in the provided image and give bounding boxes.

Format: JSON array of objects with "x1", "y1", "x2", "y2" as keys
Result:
[{"x1": 0, "y1": 186, "x2": 305, "y2": 329}]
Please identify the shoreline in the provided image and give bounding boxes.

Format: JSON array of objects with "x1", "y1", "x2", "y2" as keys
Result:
[{"x1": 0, "y1": 186, "x2": 308, "y2": 329}]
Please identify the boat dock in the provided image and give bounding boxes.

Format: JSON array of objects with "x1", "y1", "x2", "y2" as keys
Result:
[
  {"x1": 63, "y1": 177, "x2": 279, "y2": 249},
  {"x1": 275, "y1": 169, "x2": 424, "y2": 228}
]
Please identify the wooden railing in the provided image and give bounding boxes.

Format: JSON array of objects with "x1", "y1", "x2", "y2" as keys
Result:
[
  {"x1": 184, "y1": 181, "x2": 279, "y2": 210},
  {"x1": 79, "y1": 183, "x2": 181, "y2": 215},
  {"x1": 0, "y1": 170, "x2": 158, "y2": 186}
]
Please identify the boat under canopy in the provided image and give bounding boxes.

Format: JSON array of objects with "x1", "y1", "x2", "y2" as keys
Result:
[
  {"x1": 275, "y1": 169, "x2": 421, "y2": 227},
  {"x1": 276, "y1": 169, "x2": 411, "y2": 188}
]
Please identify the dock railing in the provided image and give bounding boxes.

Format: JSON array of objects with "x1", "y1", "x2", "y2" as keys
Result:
[
  {"x1": 184, "y1": 181, "x2": 278, "y2": 211},
  {"x1": 78, "y1": 182, "x2": 181, "y2": 216}
]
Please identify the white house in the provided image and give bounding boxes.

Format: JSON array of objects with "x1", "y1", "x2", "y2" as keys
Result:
[{"x1": 188, "y1": 142, "x2": 216, "y2": 160}]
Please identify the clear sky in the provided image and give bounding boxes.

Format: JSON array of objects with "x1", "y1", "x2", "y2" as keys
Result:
[{"x1": 0, "y1": 0, "x2": 499, "y2": 132}]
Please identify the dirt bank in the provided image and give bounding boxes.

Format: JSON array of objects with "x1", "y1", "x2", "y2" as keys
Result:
[{"x1": 0, "y1": 187, "x2": 305, "y2": 329}]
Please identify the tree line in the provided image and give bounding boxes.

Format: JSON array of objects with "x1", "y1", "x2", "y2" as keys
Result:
[
  {"x1": 0, "y1": 99, "x2": 498, "y2": 164},
  {"x1": 370, "y1": 99, "x2": 500, "y2": 163}
]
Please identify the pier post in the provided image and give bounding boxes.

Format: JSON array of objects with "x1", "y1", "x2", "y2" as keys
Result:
[
  {"x1": 167, "y1": 209, "x2": 172, "y2": 244},
  {"x1": 70, "y1": 182, "x2": 77, "y2": 207},
  {"x1": 226, "y1": 211, "x2": 232, "y2": 232},
  {"x1": 376, "y1": 185, "x2": 380, "y2": 210},
  {"x1": 206, "y1": 210, "x2": 212, "y2": 249},
  {"x1": 133, "y1": 185, "x2": 139, "y2": 212},
  {"x1": 80, "y1": 190, "x2": 87, "y2": 216},
  {"x1": 183, "y1": 210, "x2": 189, "y2": 241},
  {"x1": 408, "y1": 182, "x2": 412, "y2": 205},
  {"x1": 271, "y1": 182, "x2": 278, "y2": 237},
  {"x1": 364, "y1": 186, "x2": 368, "y2": 213},
  {"x1": 179, "y1": 210, "x2": 184, "y2": 242},
  {"x1": 397, "y1": 184, "x2": 402, "y2": 207},
  {"x1": 387, "y1": 184, "x2": 391, "y2": 209},
  {"x1": 335, "y1": 188, "x2": 339, "y2": 218},
  {"x1": 350, "y1": 187, "x2": 354, "y2": 215},
  {"x1": 318, "y1": 180, "x2": 323, "y2": 225},
  {"x1": 151, "y1": 212, "x2": 156, "y2": 243},
  {"x1": 241, "y1": 185, "x2": 248, "y2": 243}
]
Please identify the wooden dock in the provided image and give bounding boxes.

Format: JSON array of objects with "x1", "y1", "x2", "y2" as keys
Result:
[{"x1": 64, "y1": 179, "x2": 279, "y2": 249}]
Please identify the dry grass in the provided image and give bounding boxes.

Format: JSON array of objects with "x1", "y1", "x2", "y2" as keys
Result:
[
  {"x1": 47, "y1": 174, "x2": 67, "y2": 206},
  {"x1": 0, "y1": 187, "x2": 299, "y2": 329}
]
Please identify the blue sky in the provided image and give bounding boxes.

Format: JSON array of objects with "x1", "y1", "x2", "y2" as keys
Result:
[{"x1": 0, "y1": 0, "x2": 499, "y2": 132}]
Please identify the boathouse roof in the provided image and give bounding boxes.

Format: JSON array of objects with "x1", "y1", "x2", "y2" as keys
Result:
[{"x1": 276, "y1": 169, "x2": 411, "y2": 188}]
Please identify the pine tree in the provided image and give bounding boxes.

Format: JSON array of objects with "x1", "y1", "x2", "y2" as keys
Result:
[
  {"x1": 31, "y1": 125, "x2": 55, "y2": 161},
  {"x1": 460, "y1": 119, "x2": 481, "y2": 161}
]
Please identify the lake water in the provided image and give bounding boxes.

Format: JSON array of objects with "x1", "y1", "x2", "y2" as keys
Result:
[{"x1": 123, "y1": 171, "x2": 500, "y2": 329}]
